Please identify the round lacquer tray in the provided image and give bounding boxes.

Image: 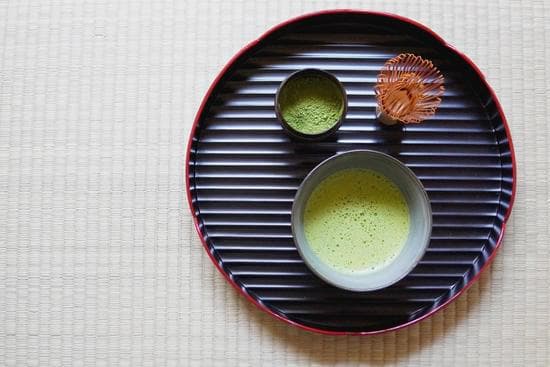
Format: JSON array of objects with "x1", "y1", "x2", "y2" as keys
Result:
[{"x1": 186, "y1": 10, "x2": 516, "y2": 334}]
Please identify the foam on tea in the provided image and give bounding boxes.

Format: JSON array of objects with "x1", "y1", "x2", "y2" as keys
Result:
[{"x1": 303, "y1": 168, "x2": 410, "y2": 273}]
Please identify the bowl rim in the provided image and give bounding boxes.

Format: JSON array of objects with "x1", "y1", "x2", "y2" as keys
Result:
[
  {"x1": 291, "y1": 149, "x2": 433, "y2": 292},
  {"x1": 275, "y1": 68, "x2": 347, "y2": 141}
]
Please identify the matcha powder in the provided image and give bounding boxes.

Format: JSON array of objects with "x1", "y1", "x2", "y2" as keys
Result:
[{"x1": 279, "y1": 74, "x2": 344, "y2": 135}]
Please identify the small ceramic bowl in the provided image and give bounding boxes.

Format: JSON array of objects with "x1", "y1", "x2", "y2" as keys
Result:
[
  {"x1": 292, "y1": 150, "x2": 432, "y2": 292},
  {"x1": 275, "y1": 69, "x2": 347, "y2": 141}
]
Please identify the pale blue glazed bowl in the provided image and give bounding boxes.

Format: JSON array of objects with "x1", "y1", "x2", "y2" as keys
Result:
[{"x1": 292, "y1": 150, "x2": 432, "y2": 292}]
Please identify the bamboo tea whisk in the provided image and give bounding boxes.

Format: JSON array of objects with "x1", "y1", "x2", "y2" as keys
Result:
[{"x1": 375, "y1": 53, "x2": 444, "y2": 125}]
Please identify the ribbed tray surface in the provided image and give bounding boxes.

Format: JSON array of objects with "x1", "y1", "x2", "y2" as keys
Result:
[{"x1": 188, "y1": 12, "x2": 514, "y2": 333}]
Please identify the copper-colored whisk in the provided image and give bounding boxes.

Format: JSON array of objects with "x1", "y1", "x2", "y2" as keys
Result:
[{"x1": 375, "y1": 53, "x2": 444, "y2": 125}]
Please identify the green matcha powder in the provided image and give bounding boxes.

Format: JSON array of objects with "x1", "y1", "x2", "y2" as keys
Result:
[{"x1": 279, "y1": 74, "x2": 344, "y2": 135}]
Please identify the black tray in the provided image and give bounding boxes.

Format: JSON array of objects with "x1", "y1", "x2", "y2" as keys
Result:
[{"x1": 186, "y1": 10, "x2": 516, "y2": 334}]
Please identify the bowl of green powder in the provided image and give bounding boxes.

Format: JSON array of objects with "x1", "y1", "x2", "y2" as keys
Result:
[
  {"x1": 276, "y1": 69, "x2": 347, "y2": 140},
  {"x1": 292, "y1": 150, "x2": 432, "y2": 292}
]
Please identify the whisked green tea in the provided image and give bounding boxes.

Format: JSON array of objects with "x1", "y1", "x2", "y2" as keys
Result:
[{"x1": 304, "y1": 168, "x2": 410, "y2": 273}]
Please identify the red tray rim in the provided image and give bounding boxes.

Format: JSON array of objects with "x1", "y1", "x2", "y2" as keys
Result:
[{"x1": 185, "y1": 9, "x2": 517, "y2": 335}]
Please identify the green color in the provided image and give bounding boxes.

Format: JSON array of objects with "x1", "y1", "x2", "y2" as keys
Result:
[
  {"x1": 279, "y1": 74, "x2": 344, "y2": 135},
  {"x1": 304, "y1": 169, "x2": 410, "y2": 273}
]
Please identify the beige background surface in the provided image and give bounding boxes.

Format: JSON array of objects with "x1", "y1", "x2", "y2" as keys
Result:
[{"x1": 0, "y1": 0, "x2": 549, "y2": 365}]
